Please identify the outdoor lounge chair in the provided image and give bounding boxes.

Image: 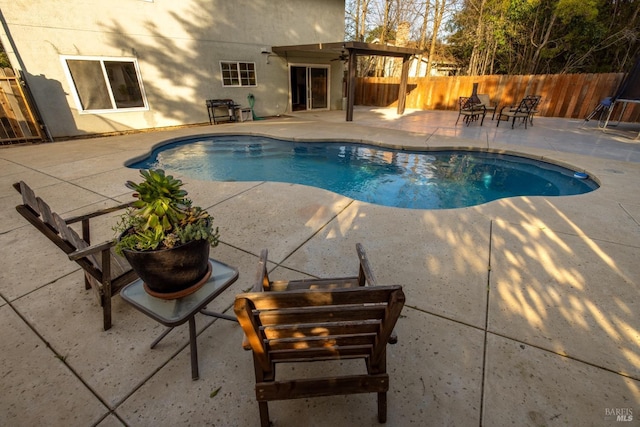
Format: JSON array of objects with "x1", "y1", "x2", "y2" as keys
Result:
[
  {"x1": 476, "y1": 94, "x2": 497, "y2": 119},
  {"x1": 234, "y1": 243, "x2": 405, "y2": 426},
  {"x1": 455, "y1": 96, "x2": 487, "y2": 126},
  {"x1": 13, "y1": 181, "x2": 137, "y2": 330},
  {"x1": 496, "y1": 97, "x2": 537, "y2": 129}
]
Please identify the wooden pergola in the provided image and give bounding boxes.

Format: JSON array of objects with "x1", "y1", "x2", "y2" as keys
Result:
[{"x1": 272, "y1": 41, "x2": 423, "y2": 121}]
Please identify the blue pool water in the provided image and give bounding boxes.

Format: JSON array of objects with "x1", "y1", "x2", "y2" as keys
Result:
[{"x1": 129, "y1": 135, "x2": 599, "y2": 210}]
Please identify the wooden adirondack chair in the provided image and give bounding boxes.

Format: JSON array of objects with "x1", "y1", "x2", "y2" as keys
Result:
[
  {"x1": 255, "y1": 243, "x2": 378, "y2": 291},
  {"x1": 255, "y1": 243, "x2": 397, "y2": 344},
  {"x1": 13, "y1": 181, "x2": 137, "y2": 330},
  {"x1": 234, "y1": 244, "x2": 405, "y2": 426}
]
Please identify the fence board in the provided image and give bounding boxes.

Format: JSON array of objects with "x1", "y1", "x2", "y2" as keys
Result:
[
  {"x1": 564, "y1": 74, "x2": 583, "y2": 118},
  {"x1": 575, "y1": 74, "x2": 593, "y2": 119},
  {"x1": 0, "y1": 68, "x2": 43, "y2": 144},
  {"x1": 355, "y1": 73, "x2": 639, "y2": 121}
]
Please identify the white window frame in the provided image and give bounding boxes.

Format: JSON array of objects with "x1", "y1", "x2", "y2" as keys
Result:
[
  {"x1": 220, "y1": 61, "x2": 257, "y2": 87},
  {"x1": 60, "y1": 55, "x2": 149, "y2": 114}
]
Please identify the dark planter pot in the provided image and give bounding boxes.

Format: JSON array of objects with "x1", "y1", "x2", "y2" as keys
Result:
[{"x1": 123, "y1": 238, "x2": 211, "y2": 297}]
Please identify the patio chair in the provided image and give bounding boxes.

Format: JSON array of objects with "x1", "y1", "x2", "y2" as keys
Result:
[
  {"x1": 234, "y1": 243, "x2": 405, "y2": 426},
  {"x1": 496, "y1": 97, "x2": 537, "y2": 129},
  {"x1": 476, "y1": 94, "x2": 497, "y2": 119},
  {"x1": 255, "y1": 242, "x2": 377, "y2": 291},
  {"x1": 13, "y1": 181, "x2": 137, "y2": 330},
  {"x1": 583, "y1": 97, "x2": 613, "y2": 127},
  {"x1": 255, "y1": 243, "x2": 399, "y2": 345},
  {"x1": 525, "y1": 95, "x2": 542, "y2": 125},
  {"x1": 455, "y1": 96, "x2": 486, "y2": 126}
]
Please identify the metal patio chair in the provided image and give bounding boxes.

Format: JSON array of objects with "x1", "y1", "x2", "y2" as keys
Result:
[
  {"x1": 476, "y1": 93, "x2": 497, "y2": 120},
  {"x1": 455, "y1": 96, "x2": 487, "y2": 126},
  {"x1": 496, "y1": 97, "x2": 537, "y2": 129}
]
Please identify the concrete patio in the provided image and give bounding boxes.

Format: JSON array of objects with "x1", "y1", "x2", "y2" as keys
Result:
[{"x1": 1, "y1": 107, "x2": 639, "y2": 426}]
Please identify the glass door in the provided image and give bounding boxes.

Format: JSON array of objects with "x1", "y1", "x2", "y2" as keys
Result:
[
  {"x1": 290, "y1": 65, "x2": 329, "y2": 111},
  {"x1": 308, "y1": 67, "x2": 328, "y2": 109}
]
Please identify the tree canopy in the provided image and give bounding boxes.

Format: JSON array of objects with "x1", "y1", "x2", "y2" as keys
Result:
[{"x1": 345, "y1": 0, "x2": 640, "y2": 75}]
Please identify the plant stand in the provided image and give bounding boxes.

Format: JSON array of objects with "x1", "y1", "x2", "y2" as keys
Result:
[{"x1": 120, "y1": 258, "x2": 238, "y2": 380}]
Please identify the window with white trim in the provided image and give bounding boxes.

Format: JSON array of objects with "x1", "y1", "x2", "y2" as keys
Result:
[
  {"x1": 61, "y1": 56, "x2": 148, "y2": 112},
  {"x1": 220, "y1": 61, "x2": 257, "y2": 87}
]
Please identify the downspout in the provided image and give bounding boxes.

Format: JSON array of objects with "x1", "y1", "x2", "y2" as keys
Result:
[{"x1": 0, "y1": 10, "x2": 53, "y2": 141}]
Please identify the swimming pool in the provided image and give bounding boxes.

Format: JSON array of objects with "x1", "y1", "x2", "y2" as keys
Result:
[{"x1": 129, "y1": 135, "x2": 599, "y2": 210}]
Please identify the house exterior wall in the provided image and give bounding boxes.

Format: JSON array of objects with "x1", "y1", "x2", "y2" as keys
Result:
[{"x1": 0, "y1": 0, "x2": 345, "y2": 138}]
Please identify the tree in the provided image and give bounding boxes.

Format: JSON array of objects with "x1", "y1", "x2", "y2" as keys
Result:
[
  {"x1": 0, "y1": 41, "x2": 11, "y2": 68},
  {"x1": 448, "y1": 0, "x2": 640, "y2": 74},
  {"x1": 350, "y1": 0, "x2": 639, "y2": 76},
  {"x1": 345, "y1": 0, "x2": 372, "y2": 41},
  {"x1": 426, "y1": 0, "x2": 448, "y2": 76}
]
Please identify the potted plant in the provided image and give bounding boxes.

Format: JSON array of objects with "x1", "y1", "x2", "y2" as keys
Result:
[{"x1": 114, "y1": 169, "x2": 219, "y2": 299}]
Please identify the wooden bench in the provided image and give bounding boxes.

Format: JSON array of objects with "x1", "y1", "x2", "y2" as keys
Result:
[
  {"x1": 13, "y1": 181, "x2": 137, "y2": 330},
  {"x1": 234, "y1": 244, "x2": 405, "y2": 426}
]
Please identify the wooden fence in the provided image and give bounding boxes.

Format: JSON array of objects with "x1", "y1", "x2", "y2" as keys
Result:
[
  {"x1": 355, "y1": 73, "x2": 640, "y2": 122},
  {"x1": 2, "y1": 70, "x2": 637, "y2": 144},
  {"x1": 0, "y1": 68, "x2": 44, "y2": 144}
]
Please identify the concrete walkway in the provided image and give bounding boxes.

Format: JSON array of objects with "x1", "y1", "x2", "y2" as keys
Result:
[{"x1": 1, "y1": 107, "x2": 639, "y2": 426}]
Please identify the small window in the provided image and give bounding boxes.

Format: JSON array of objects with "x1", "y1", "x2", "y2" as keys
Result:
[
  {"x1": 220, "y1": 61, "x2": 257, "y2": 87},
  {"x1": 61, "y1": 56, "x2": 148, "y2": 113}
]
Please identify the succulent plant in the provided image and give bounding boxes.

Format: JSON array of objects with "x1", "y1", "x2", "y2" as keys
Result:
[{"x1": 114, "y1": 169, "x2": 219, "y2": 255}]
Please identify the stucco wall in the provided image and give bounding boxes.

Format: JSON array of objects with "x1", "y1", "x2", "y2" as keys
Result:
[{"x1": 0, "y1": 0, "x2": 345, "y2": 138}]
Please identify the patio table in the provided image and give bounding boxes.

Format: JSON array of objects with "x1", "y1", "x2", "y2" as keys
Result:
[{"x1": 120, "y1": 258, "x2": 238, "y2": 380}]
